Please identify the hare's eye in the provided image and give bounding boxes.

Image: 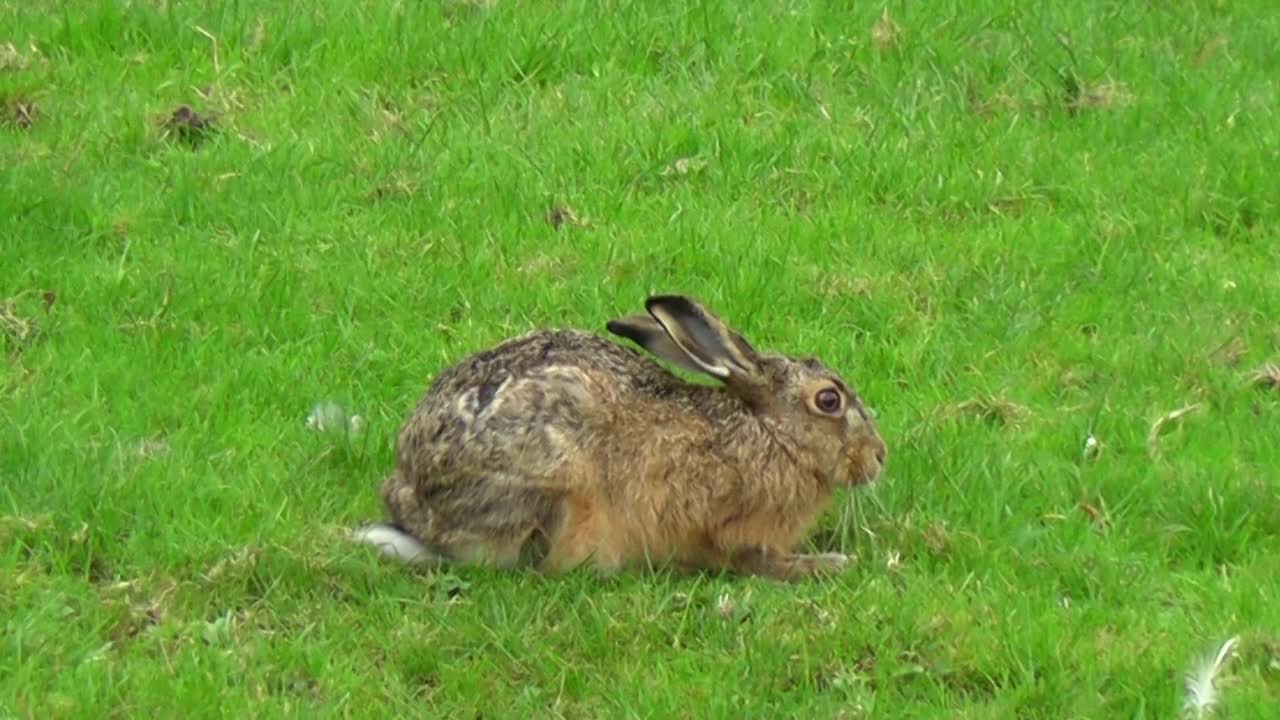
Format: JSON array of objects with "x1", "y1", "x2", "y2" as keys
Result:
[{"x1": 814, "y1": 388, "x2": 842, "y2": 414}]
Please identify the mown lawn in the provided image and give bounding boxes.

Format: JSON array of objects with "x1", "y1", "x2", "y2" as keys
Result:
[{"x1": 2, "y1": 1, "x2": 1278, "y2": 717}]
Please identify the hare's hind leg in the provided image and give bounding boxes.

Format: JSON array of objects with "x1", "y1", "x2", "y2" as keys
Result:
[
  {"x1": 376, "y1": 469, "x2": 564, "y2": 570},
  {"x1": 538, "y1": 492, "x2": 621, "y2": 575}
]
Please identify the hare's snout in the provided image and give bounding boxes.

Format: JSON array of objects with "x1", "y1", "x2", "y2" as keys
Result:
[{"x1": 848, "y1": 434, "x2": 887, "y2": 486}]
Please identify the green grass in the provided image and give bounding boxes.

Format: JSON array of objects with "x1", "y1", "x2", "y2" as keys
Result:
[{"x1": 3, "y1": 0, "x2": 1279, "y2": 716}]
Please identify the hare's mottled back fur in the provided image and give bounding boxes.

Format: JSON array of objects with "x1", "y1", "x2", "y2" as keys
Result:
[{"x1": 357, "y1": 295, "x2": 886, "y2": 581}]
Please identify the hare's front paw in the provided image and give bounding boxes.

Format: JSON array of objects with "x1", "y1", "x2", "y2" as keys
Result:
[
  {"x1": 730, "y1": 547, "x2": 852, "y2": 581},
  {"x1": 805, "y1": 552, "x2": 851, "y2": 575}
]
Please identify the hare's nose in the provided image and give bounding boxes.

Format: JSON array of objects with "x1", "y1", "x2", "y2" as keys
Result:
[{"x1": 874, "y1": 444, "x2": 887, "y2": 466}]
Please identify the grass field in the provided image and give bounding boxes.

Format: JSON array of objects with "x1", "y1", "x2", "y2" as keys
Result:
[{"x1": 3, "y1": 0, "x2": 1279, "y2": 716}]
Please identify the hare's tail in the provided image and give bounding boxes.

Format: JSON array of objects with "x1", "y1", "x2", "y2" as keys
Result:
[{"x1": 351, "y1": 524, "x2": 441, "y2": 565}]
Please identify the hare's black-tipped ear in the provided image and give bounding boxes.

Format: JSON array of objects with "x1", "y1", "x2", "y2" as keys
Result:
[
  {"x1": 643, "y1": 295, "x2": 764, "y2": 384},
  {"x1": 606, "y1": 314, "x2": 711, "y2": 376}
]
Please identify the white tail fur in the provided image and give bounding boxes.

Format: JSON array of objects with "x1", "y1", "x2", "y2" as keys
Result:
[{"x1": 351, "y1": 524, "x2": 438, "y2": 564}]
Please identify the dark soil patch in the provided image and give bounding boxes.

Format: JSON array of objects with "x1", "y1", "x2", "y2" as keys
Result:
[
  {"x1": 163, "y1": 105, "x2": 217, "y2": 147},
  {"x1": 545, "y1": 204, "x2": 580, "y2": 230}
]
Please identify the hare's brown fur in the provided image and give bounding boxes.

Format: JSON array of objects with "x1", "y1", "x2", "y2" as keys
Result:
[{"x1": 367, "y1": 296, "x2": 886, "y2": 581}]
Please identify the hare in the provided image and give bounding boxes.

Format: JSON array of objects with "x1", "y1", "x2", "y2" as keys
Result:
[{"x1": 354, "y1": 295, "x2": 886, "y2": 581}]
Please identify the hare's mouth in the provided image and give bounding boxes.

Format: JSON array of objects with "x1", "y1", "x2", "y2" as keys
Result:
[
  {"x1": 851, "y1": 466, "x2": 881, "y2": 487},
  {"x1": 847, "y1": 442, "x2": 885, "y2": 486}
]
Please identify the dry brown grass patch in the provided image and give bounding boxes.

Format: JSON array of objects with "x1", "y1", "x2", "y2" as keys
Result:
[
  {"x1": 871, "y1": 9, "x2": 903, "y2": 52},
  {"x1": 1248, "y1": 362, "x2": 1280, "y2": 390}
]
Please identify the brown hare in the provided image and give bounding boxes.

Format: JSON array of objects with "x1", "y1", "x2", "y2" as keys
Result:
[{"x1": 354, "y1": 295, "x2": 886, "y2": 581}]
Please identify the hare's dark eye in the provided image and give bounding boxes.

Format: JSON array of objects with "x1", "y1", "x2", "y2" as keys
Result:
[{"x1": 815, "y1": 388, "x2": 842, "y2": 414}]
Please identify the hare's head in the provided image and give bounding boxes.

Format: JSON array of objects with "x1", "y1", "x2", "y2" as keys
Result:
[{"x1": 607, "y1": 295, "x2": 886, "y2": 488}]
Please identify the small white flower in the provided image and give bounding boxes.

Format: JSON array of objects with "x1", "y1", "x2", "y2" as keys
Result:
[
  {"x1": 885, "y1": 550, "x2": 901, "y2": 571},
  {"x1": 716, "y1": 592, "x2": 735, "y2": 620},
  {"x1": 1083, "y1": 433, "x2": 1101, "y2": 460}
]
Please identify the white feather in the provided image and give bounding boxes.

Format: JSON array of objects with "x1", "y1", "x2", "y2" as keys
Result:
[
  {"x1": 1182, "y1": 635, "x2": 1239, "y2": 718},
  {"x1": 351, "y1": 524, "x2": 437, "y2": 564}
]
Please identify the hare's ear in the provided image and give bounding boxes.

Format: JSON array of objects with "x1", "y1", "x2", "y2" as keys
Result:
[
  {"x1": 642, "y1": 295, "x2": 765, "y2": 385},
  {"x1": 606, "y1": 314, "x2": 711, "y2": 377}
]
